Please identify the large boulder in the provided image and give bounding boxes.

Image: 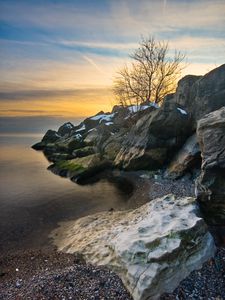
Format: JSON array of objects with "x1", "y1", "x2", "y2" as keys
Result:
[
  {"x1": 190, "y1": 64, "x2": 225, "y2": 125},
  {"x1": 115, "y1": 98, "x2": 192, "y2": 170},
  {"x1": 171, "y1": 64, "x2": 225, "y2": 126},
  {"x1": 196, "y1": 107, "x2": 225, "y2": 243},
  {"x1": 166, "y1": 134, "x2": 201, "y2": 179},
  {"x1": 51, "y1": 194, "x2": 215, "y2": 300},
  {"x1": 172, "y1": 74, "x2": 202, "y2": 108}
]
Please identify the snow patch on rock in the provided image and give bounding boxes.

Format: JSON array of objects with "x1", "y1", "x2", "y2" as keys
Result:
[
  {"x1": 90, "y1": 113, "x2": 115, "y2": 122},
  {"x1": 177, "y1": 107, "x2": 188, "y2": 115},
  {"x1": 73, "y1": 134, "x2": 82, "y2": 139},
  {"x1": 76, "y1": 124, "x2": 86, "y2": 132},
  {"x1": 65, "y1": 123, "x2": 73, "y2": 129},
  {"x1": 128, "y1": 103, "x2": 159, "y2": 113}
]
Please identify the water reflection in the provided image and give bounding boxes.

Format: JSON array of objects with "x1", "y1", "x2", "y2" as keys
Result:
[{"x1": 0, "y1": 134, "x2": 135, "y2": 253}]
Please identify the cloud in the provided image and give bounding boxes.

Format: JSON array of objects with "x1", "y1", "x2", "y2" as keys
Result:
[
  {"x1": 82, "y1": 55, "x2": 107, "y2": 75},
  {"x1": 59, "y1": 40, "x2": 137, "y2": 51},
  {"x1": 0, "y1": 86, "x2": 115, "y2": 117},
  {"x1": 0, "y1": 0, "x2": 224, "y2": 121},
  {"x1": 0, "y1": 87, "x2": 111, "y2": 101},
  {"x1": 1, "y1": 0, "x2": 224, "y2": 37}
]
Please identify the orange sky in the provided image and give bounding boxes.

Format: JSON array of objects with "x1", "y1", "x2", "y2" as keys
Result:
[{"x1": 0, "y1": 0, "x2": 224, "y2": 119}]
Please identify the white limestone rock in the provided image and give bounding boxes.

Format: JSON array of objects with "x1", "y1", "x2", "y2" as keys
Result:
[{"x1": 51, "y1": 194, "x2": 215, "y2": 300}]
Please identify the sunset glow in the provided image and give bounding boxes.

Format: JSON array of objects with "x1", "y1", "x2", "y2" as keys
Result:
[{"x1": 0, "y1": 0, "x2": 225, "y2": 119}]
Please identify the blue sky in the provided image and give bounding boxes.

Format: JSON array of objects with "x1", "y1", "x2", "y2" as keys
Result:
[{"x1": 0, "y1": 0, "x2": 225, "y2": 122}]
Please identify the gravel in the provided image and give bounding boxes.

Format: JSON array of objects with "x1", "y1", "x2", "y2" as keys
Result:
[
  {"x1": 1, "y1": 247, "x2": 224, "y2": 299},
  {"x1": 0, "y1": 248, "x2": 132, "y2": 300},
  {"x1": 161, "y1": 247, "x2": 225, "y2": 300}
]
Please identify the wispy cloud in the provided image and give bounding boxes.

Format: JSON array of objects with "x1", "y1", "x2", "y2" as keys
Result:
[
  {"x1": 60, "y1": 40, "x2": 137, "y2": 50},
  {"x1": 0, "y1": 87, "x2": 111, "y2": 101},
  {"x1": 82, "y1": 55, "x2": 108, "y2": 75},
  {"x1": 0, "y1": 86, "x2": 115, "y2": 117},
  {"x1": 0, "y1": 0, "x2": 224, "y2": 119}
]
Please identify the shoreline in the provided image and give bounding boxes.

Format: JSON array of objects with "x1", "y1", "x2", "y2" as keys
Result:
[{"x1": 0, "y1": 172, "x2": 205, "y2": 300}]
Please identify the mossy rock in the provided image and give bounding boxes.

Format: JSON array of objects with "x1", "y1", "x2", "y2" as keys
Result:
[
  {"x1": 72, "y1": 146, "x2": 95, "y2": 158},
  {"x1": 49, "y1": 154, "x2": 101, "y2": 178}
]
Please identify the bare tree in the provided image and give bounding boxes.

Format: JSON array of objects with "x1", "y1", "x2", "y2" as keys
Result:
[{"x1": 113, "y1": 36, "x2": 185, "y2": 107}]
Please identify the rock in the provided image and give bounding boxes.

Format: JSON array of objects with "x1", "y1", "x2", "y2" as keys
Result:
[
  {"x1": 115, "y1": 65, "x2": 225, "y2": 171},
  {"x1": 102, "y1": 131, "x2": 125, "y2": 161},
  {"x1": 32, "y1": 130, "x2": 61, "y2": 150},
  {"x1": 84, "y1": 125, "x2": 113, "y2": 157},
  {"x1": 83, "y1": 111, "x2": 115, "y2": 130},
  {"x1": 103, "y1": 140, "x2": 123, "y2": 161},
  {"x1": 32, "y1": 64, "x2": 225, "y2": 176},
  {"x1": 72, "y1": 146, "x2": 95, "y2": 158},
  {"x1": 51, "y1": 194, "x2": 215, "y2": 300},
  {"x1": 55, "y1": 134, "x2": 84, "y2": 153},
  {"x1": 48, "y1": 154, "x2": 102, "y2": 178},
  {"x1": 172, "y1": 64, "x2": 225, "y2": 126},
  {"x1": 166, "y1": 134, "x2": 201, "y2": 179},
  {"x1": 31, "y1": 141, "x2": 46, "y2": 150},
  {"x1": 57, "y1": 122, "x2": 74, "y2": 136},
  {"x1": 43, "y1": 152, "x2": 74, "y2": 163},
  {"x1": 72, "y1": 160, "x2": 113, "y2": 184},
  {"x1": 42, "y1": 130, "x2": 61, "y2": 143},
  {"x1": 195, "y1": 107, "x2": 225, "y2": 243},
  {"x1": 172, "y1": 74, "x2": 202, "y2": 108},
  {"x1": 190, "y1": 64, "x2": 225, "y2": 124},
  {"x1": 84, "y1": 129, "x2": 99, "y2": 145},
  {"x1": 115, "y1": 98, "x2": 192, "y2": 170}
]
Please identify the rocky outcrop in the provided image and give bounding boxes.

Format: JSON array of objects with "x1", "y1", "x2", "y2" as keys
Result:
[
  {"x1": 115, "y1": 99, "x2": 192, "y2": 170},
  {"x1": 32, "y1": 64, "x2": 225, "y2": 181},
  {"x1": 190, "y1": 64, "x2": 225, "y2": 124},
  {"x1": 196, "y1": 107, "x2": 225, "y2": 242},
  {"x1": 166, "y1": 134, "x2": 201, "y2": 179},
  {"x1": 171, "y1": 64, "x2": 225, "y2": 126},
  {"x1": 115, "y1": 64, "x2": 225, "y2": 170},
  {"x1": 51, "y1": 194, "x2": 215, "y2": 300}
]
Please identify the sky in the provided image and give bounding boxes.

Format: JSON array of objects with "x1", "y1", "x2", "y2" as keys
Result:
[{"x1": 0, "y1": 0, "x2": 225, "y2": 131}]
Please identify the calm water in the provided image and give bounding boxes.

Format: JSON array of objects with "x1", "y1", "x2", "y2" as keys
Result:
[{"x1": 0, "y1": 134, "x2": 133, "y2": 254}]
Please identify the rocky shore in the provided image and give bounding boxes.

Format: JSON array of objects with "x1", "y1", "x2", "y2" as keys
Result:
[
  {"x1": 4, "y1": 63, "x2": 224, "y2": 299},
  {"x1": 0, "y1": 176, "x2": 224, "y2": 300},
  {"x1": 0, "y1": 243, "x2": 224, "y2": 300},
  {"x1": 0, "y1": 175, "x2": 195, "y2": 300}
]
